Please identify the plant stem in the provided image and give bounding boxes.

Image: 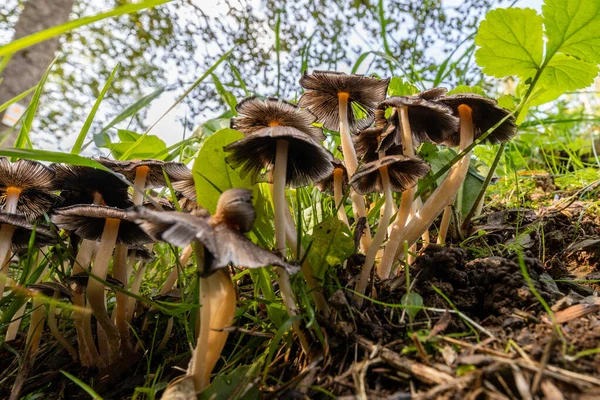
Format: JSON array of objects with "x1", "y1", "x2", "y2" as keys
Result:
[
  {"x1": 355, "y1": 165, "x2": 394, "y2": 306},
  {"x1": 87, "y1": 218, "x2": 121, "y2": 365},
  {"x1": 48, "y1": 291, "x2": 78, "y2": 361},
  {"x1": 333, "y1": 169, "x2": 350, "y2": 227},
  {"x1": 273, "y1": 140, "x2": 310, "y2": 354},
  {"x1": 127, "y1": 261, "x2": 146, "y2": 323}
]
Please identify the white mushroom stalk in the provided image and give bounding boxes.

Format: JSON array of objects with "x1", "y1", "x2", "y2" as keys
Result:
[
  {"x1": 273, "y1": 139, "x2": 310, "y2": 354},
  {"x1": 0, "y1": 187, "x2": 21, "y2": 295},
  {"x1": 355, "y1": 164, "x2": 394, "y2": 306},
  {"x1": 112, "y1": 244, "x2": 129, "y2": 350},
  {"x1": 339, "y1": 93, "x2": 372, "y2": 252},
  {"x1": 333, "y1": 168, "x2": 350, "y2": 227},
  {"x1": 377, "y1": 106, "x2": 415, "y2": 279},
  {"x1": 132, "y1": 165, "x2": 150, "y2": 205},
  {"x1": 380, "y1": 105, "x2": 475, "y2": 270}
]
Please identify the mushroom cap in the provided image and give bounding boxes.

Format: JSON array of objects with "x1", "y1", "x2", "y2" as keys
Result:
[
  {"x1": 52, "y1": 164, "x2": 131, "y2": 208},
  {"x1": 171, "y1": 177, "x2": 196, "y2": 201},
  {"x1": 127, "y1": 246, "x2": 156, "y2": 263},
  {"x1": 375, "y1": 93, "x2": 459, "y2": 146},
  {"x1": 224, "y1": 126, "x2": 334, "y2": 188},
  {"x1": 231, "y1": 96, "x2": 325, "y2": 142},
  {"x1": 349, "y1": 155, "x2": 430, "y2": 195},
  {"x1": 51, "y1": 205, "x2": 153, "y2": 246},
  {"x1": 314, "y1": 158, "x2": 348, "y2": 194},
  {"x1": 353, "y1": 127, "x2": 404, "y2": 163},
  {"x1": 95, "y1": 158, "x2": 192, "y2": 189},
  {"x1": 143, "y1": 196, "x2": 175, "y2": 212},
  {"x1": 214, "y1": 188, "x2": 256, "y2": 234},
  {"x1": 0, "y1": 158, "x2": 58, "y2": 220},
  {"x1": 298, "y1": 70, "x2": 390, "y2": 132},
  {"x1": 0, "y1": 212, "x2": 58, "y2": 249},
  {"x1": 65, "y1": 272, "x2": 124, "y2": 290},
  {"x1": 129, "y1": 206, "x2": 300, "y2": 277},
  {"x1": 436, "y1": 94, "x2": 517, "y2": 146},
  {"x1": 27, "y1": 282, "x2": 72, "y2": 301}
]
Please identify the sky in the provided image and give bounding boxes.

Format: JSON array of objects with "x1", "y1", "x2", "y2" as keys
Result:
[{"x1": 143, "y1": 0, "x2": 545, "y2": 148}]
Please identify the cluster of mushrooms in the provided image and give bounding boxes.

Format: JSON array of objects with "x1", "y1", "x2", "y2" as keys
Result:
[{"x1": 0, "y1": 70, "x2": 516, "y2": 397}]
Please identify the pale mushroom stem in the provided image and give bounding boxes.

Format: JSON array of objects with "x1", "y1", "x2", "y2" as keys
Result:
[
  {"x1": 0, "y1": 187, "x2": 21, "y2": 295},
  {"x1": 87, "y1": 218, "x2": 121, "y2": 365},
  {"x1": 132, "y1": 166, "x2": 150, "y2": 205},
  {"x1": 377, "y1": 106, "x2": 414, "y2": 279},
  {"x1": 355, "y1": 165, "x2": 394, "y2": 306},
  {"x1": 73, "y1": 192, "x2": 103, "y2": 275},
  {"x1": 161, "y1": 244, "x2": 193, "y2": 295},
  {"x1": 414, "y1": 197, "x2": 430, "y2": 244},
  {"x1": 25, "y1": 296, "x2": 46, "y2": 357},
  {"x1": 5, "y1": 302, "x2": 26, "y2": 342},
  {"x1": 381, "y1": 105, "x2": 475, "y2": 270},
  {"x1": 437, "y1": 206, "x2": 452, "y2": 245},
  {"x1": 112, "y1": 244, "x2": 130, "y2": 350},
  {"x1": 273, "y1": 139, "x2": 310, "y2": 354},
  {"x1": 271, "y1": 184, "x2": 330, "y2": 318},
  {"x1": 127, "y1": 260, "x2": 146, "y2": 323},
  {"x1": 338, "y1": 93, "x2": 372, "y2": 252},
  {"x1": 48, "y1": 291, "x2": 78, "y2": 361},
  {"x1": 155, "y1": 315, "x2": 174, "y2": 354},
  {"x1": 190, "y1": 269, "x2": 236, "y2": 393},
  {"x1": 333, "y1": 169, "x2": 350, "y2": 227}
]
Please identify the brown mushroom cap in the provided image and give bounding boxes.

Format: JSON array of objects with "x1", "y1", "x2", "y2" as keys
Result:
[
  {"x1": 95, "y1": 158, "x2": 192, "y2": 189},
  {"x1": 314, "y1": 158, "x2": 348, "y2": 194},
  {"x1": 224, "y1": 126, "x2": 334, "y2": 188},
  {"x1": 0, "y1": 158, "x2": 58, "y2": 220},
  {"x1": 52, "y1": 164, "x2": 131, "y2": 208},
  {"x1": 436, "y1": 94, "x2": 517, "y2": 146},
  {"x1": 27, "y1": 282, "x2": 72, "y2": 301},
  {"x1": 65, "y1": 272, "x2": 124, "y2": 291},
  {"x1": 128, "y1": 246, "x2": 156, "y2": 263},
  {"x1": 0, "y1": 212, "x2": 57, "y2": 249},
  {"x1": 213, "y1": 188, "x2": 256, "y2": 234},
  {"x1": 375, "y1": 91, "x2": 459, "y2": 147},
  {"x1": 349, "y1": 155, "x2": 430, "y2": 195},
  {"x1": 298, "y1": 70, "x2": 390, "y2": 132},
  {"x1": 353, "y1": 127, "x2": 404, "y2": 163},
  {"x1": 231, "y1": 96, "x2": 325, "y2": 142},
  {"x1": 51, "y1": 205, "x2": 153, "y2": 246},
  {"x1": 171, "y1": 177, "x2": 196, "y2": 202}
]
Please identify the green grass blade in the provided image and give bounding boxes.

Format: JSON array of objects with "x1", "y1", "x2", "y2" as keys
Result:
[
  {"x1": 0, "y1": 0, "x2": 171, "y2": 57},
  {"x1": 0, "y1": 86, "x2": 35, "y2": 114},
  {"x1": 119, "y1": 48, "x2": 232, "y2": 161},
  {"x1": 100, "y1": 87, "x2": 164, "y2": 135},
  {"x1": 60, "y1": 371, "x2": 103, "y2": 399},
  {"x1": 13, "y1": 57, "x2": 57, "y2": 151},
  {"x1": 0, "y1": 54, "x2": 14, "y2": 76},
  {"x1": 0, "y1": 148, "x2": 109, "y2": 169},
  {"x1": 71, "y1": 64, "x2": 119, "y2": 154}
]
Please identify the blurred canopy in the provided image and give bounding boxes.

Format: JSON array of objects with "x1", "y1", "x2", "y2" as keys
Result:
[{"x1": 0, "y1": 0, "x2": 506, "y2": 148}]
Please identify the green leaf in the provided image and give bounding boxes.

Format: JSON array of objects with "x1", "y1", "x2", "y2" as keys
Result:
[
  {"x1": 60, "y1": 371, "x2": 102, "y2": 399},
  {"x1": 387, "y1": 77, "x2": 418, "y2": 97},
  {"x1": 0, "y1": 0, "x2": 171, "y2": 57},
  {"x1": 199, "y1": 365, "x2": 259, "y2": 400},
  {"x1": 0, "y1": 148, "x2": 110, "y2": 170},
  {"x1": 0, "y1": 86, "x2": 35, "y2": 114},
  {"x1": 303, "y1": 217, "x2": 354, "y2": 280},
  {"x1": 401, "y1": 292, "x2": 423, "y2": 319},
  {"x1": 527, "y1": 54, "x2": 599, "y2": 106},
  {"x1": 497, "y1": 94, "x2": 518, "y2": 111},
  {"x1": 543, "y1": 0, "x2": 600, "y2": 64},
  {"x1": 192, "y1": 128, "x2": 253, "y2": 214},
  {"x1": 475, "y1": 8, "x2": 543, "y2": 79},
  {"x1": 106, "y1": 130, "x2": 167, "y2": 160},
  {"x1": 447, "y1": 85, "x2": 488, "y2": 97},
  {"x1": 72, "y1": 64, "x2": 119, "y2": 154},
  {"x1": 212, "y1": 73, "x2": 237, "y2": 114}
]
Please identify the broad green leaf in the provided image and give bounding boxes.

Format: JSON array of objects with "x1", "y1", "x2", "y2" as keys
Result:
[
  {"x1": 401, "y1": 292, "x2": 423, "y2": 319},
  {"x1": 303, "y1": 217, "x2": 354, "y2": 280},
  {"x1": 447, "y1": 85, "x2": 488, "y2": 97},
  {"x1": 475, "y1": 8, "x2": 543, "y2": 79},
  {"x1": 0, "y1": 0, "x2": 171, "y2": 57},
  {"x1": 497, "y1": 94, "x2": 518, "y2": 111},
  {"x1": 199, "y1": 365, "x2": 259, "y2": 400},
  {"x1": 107, "y1": 130, "x2": 167, "y2": 160},
  {"x1": 527, "y1": 54, "x2": 599, "y2": 106},
  {"x1": 192, "y1": 128, "x2": 252, "y2": 214},
  {"x1": 543, "y1": 0, "x2": 600, "y2": 64},
  {"x1": 387, "y1": 77, "x2": 419, "y2": 97}
]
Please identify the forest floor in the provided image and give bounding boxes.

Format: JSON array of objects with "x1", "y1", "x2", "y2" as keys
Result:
[{"x1": 1, "y1": 180, "x2": 599, "y2": 400}]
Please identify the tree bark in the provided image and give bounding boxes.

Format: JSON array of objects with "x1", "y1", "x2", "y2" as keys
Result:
[{"x1": 0, "y1": 0, "x2": 74, "y2": 146}]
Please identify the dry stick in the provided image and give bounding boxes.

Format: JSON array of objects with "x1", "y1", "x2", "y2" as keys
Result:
[
  {"x1": 355, "y1": 166, "x2": 393, "y2": 306},
  {"x1": 48, "y1": 290, "x2": 78, "y2": 361},
  {"x1": 378, "y1": 106, "x2": 414, "y2": 279},
  {"x1": 273, "y1": 140, "x2": 310, "y2": 354},
  {"x1": 382, "y1": 105, "x2": 475, "y2": 270},
  {"x1": 275, "y1": 185, "x2": 330, "y2": 317},
  {"x1": 189, "y1": 269, "x2": 236, "y2": 392},
  {"x1": 333, "y1": 169, "x2": 350, "y2": 227},
  {"x1": 0, "y1": 187, "x2": 20, "y2": 295},
  {"x1": 86, "y1": 218, "x2": 121, "y2": 365},
  {"x1": 338, "y1": 93, "x2": 371, "y2": 252}
]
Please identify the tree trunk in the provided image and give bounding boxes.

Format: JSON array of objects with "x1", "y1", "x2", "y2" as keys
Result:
[{"x1": 0, "y1": 0, "x2": 74, "y2": 147}]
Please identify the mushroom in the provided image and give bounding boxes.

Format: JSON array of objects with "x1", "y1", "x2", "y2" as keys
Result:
[
  {"x1": 52, "y1": 205, "x2": 153, "y2": 365},
  {"x1": 130, "y1": 188, "x2": 299, "y2": 393},
  {"x1": 350, "y1": 155, "x2": 429, "y2": 303},
  {"x1": 314, "y1": 158, "x2": 350, "y2": 227},
  {"x1": 225, "y1": 97, "x2": 333, "y2": 327},
  {"x1": 125, "y1": 246, "x2": 155, "y2": 324},
  {"x1": 0, "y1": 159, "x2": 57, "y2": 296},
  {"x1": 299, "y1": 71, "x2": 390, "y2": 252},
  {"x1": 374, "y1": 91, "x2": 459, "y2": 279},
  {"x1": 380, "y1": 94, "x2": 516, "y2": 273}
]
